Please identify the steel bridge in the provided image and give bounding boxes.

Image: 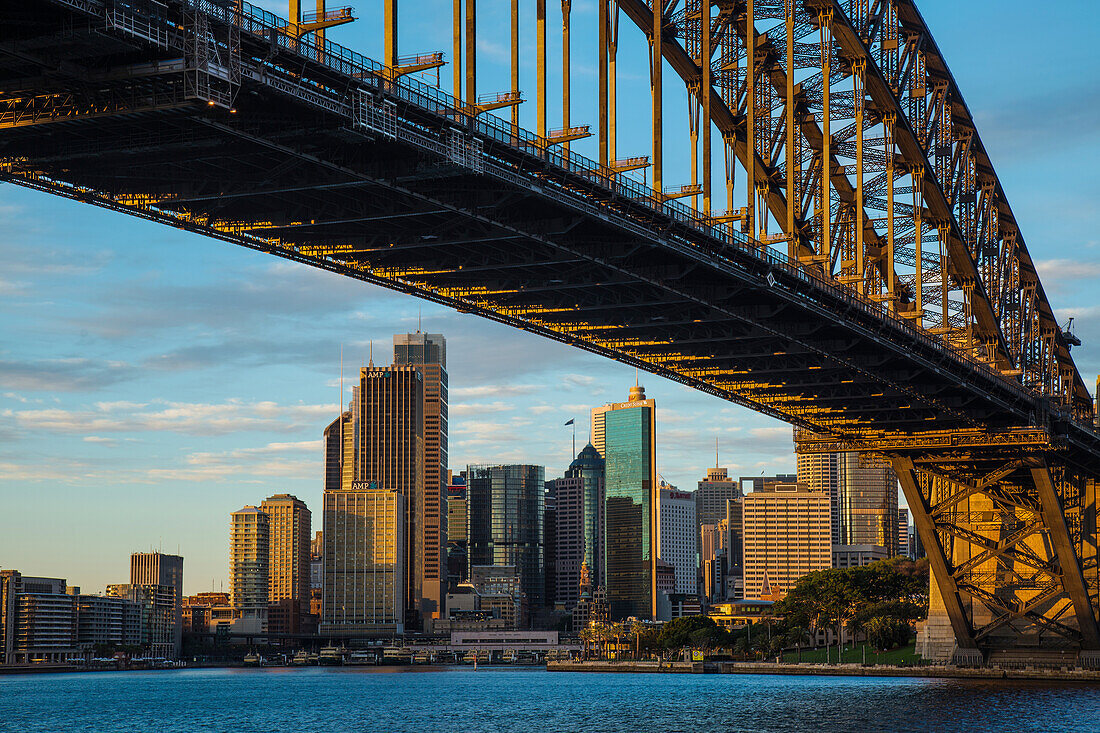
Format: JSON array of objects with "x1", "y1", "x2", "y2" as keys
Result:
[{"x1": 2, "y1": 0, "x2": 1099, "y2": 660}]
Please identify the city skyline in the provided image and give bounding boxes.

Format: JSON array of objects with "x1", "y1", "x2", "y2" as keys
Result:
[{"x1": 2, "y1": 0, "x2": 1099, "y2": 605}]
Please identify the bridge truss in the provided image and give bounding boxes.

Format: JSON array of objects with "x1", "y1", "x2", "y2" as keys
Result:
[{"x1": 1, "y1": 0, "x2": 1098, "y2": 657}]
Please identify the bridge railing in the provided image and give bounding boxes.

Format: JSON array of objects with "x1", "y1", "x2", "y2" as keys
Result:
[{"x1": 188, "y1": 0, "x2": 1029, "y2": 402}]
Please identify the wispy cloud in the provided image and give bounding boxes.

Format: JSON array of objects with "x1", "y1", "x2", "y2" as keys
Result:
[
  {"x1": 0, "y1": 357, "x2": 137, "y2": 392},
  {"x1": 3, "y1": 399, "x2": 337, "y2": 436}
]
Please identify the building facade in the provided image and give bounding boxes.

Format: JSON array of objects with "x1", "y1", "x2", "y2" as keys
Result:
[
  {"x1": 466, "y1": 464, "x2": 545, "y2": 618},
  {"x1": 898, "y1": 507, "x2": 910, "y2": 558},
  {"x1": 659, "y1": 485, "x2": 696, "y2": 594},
  {"x1": 695, "y1": 467, "x2": 741, "y2": 555},
  {"x1": 599, "y1": 385, "x2": 658, "y2": 620},
  {"x1": 321, "y1": 482, "x2": 407, "y2": 635},
  {"x1": 393, "y1": 332, "x2": 448, "y2": 621},
  {"x1": 553, "y1": 444, "x2": 605, "y2": 608},
  {"x1": 742, "y1": 483, "x2": 831, "y2": 600}
]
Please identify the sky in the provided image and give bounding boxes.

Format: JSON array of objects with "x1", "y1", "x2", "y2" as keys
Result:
[{"x1": 1, "y1": 1, "x2": 1098, "y2": 595}]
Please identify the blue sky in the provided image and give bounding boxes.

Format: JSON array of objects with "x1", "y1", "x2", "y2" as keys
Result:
[{"x1": 1, "y1": 0, "x2": 1098, "y2": 594}]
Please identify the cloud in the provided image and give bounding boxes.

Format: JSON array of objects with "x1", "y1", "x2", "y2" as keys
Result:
[
  {"x1": 0, "y1": 357, "x2": 137, "y2": 392},
  {"x1": 450, "y1": 402, "x2": 514, "y2": 416},
  {"x1": 3, "y1": 399, "x2": 337, "y2": 437},
  {"x1": 1035, "y1": 259, "x2": 1100, "y2": 285},
  {"x1": 451, "y1": 384, "x2": 541, "y2": 399},
  {"x1": 82, "y1": 436, "x2": 119, "y2": 446}
]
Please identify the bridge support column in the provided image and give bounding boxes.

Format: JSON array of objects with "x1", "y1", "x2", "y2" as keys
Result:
[
  {"x1": 1032, "y1": 466, "x2": 1100, "y2": 648},
  {"x1": 891, "y1": 456, "x2": 977, "y2": 651}
]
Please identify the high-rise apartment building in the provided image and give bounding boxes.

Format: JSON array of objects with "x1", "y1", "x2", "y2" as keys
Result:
[
  {"x1": 230, "y1": 507, "x2": 270, "y2": 614},
  {"x1": 260, "y1": 494, "x2": 311, "y2": 615},
  {"x1": 742, "y1": 483, "x2": 831, "y2": 600},
  {"x1": 321, "y1": 482, "x2": 407, "y2": 634},
  {"x1": 128, "y1": 552, "x2": 183, "y2": 657},
  {"x1": 0, "y1": 571, "x2": 77, "y2": 665},
  {"x1": 393, "y1": 332, "x2": 448, "y2": 621},
  {"x1": 659, "y1": 485, "x2": 696, "y2": 594},
  {"x1": 598, "y1": 385, "x2": 658, "y2": 620},
  {"x1": 553, "y1": 444, "x2": 605, "y2": 607},
  {"x1": 466, "y1": 464, "x2": 545, "y2": 619}
]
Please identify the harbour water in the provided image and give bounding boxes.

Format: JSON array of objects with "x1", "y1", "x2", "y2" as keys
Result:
[{"x1": 2, "y1": 666, "x2": 1099, "y2": 732}]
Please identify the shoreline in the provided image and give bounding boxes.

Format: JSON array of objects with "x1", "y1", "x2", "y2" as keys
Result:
[{"x1": 546, "y1": 660, "x2": 1100, "y2": 682}]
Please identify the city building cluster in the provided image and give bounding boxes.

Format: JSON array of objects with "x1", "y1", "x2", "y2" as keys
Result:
[{"x1": 1, "y1": 331, "x2": 922, "y2": 665}]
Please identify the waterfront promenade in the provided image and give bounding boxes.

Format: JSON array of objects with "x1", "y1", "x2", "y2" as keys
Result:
[{"x1": 548, "y1": 660, "x2": 1100, "y2": 682}]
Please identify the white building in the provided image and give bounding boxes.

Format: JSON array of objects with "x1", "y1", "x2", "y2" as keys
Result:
[{"x1": 659, "y1": 485, "x2": 696, "y2": 594}]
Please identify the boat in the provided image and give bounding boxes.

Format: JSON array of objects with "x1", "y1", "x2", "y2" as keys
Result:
[
  {"x1": 318, "y1": 646, "x2": 345, "y2": 666},
  {"x1": 412, "y1": 652, "x2": 430, "y2": 664},
  {"x1": 346, "y1": 651, "x2": 378, "y2": 666},
  {"x1": 381, "y1": 647, "x2": 412, "y2": 664},
  {"x1": 242, "y1": 652, "x2": 263, "y2": 667}
]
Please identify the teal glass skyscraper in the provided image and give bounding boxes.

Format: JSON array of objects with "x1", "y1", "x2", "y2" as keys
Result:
[{"x1": 599, "y1": 385, "x2": 657, "y2": 620}]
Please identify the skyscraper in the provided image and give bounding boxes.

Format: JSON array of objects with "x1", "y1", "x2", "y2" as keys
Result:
[
  {"x1": 321, "y1": 481, "x2": 406, "y2": 635},
  {"x1": 331, "y1": 363, "x2": 425, "y2": 627},
  {"x1": 230, "y1": 507, "x2": 269, "y2": 614},
  {"x1": 393, "y1": 332, "x2": 448, "y2": 621},
  {"x1": 553, "y1": 444, "x2": 605, "y2": 607},
  {"x1": 742, "y1": 483, "x2": 831, "y2": 600},
  {"x1": 659, "y1": 484, "x2": 696, "y2": 594},
  {"x1": 260, "y1": 494, "x2": 311, "y2": 616},
  {"x1": 466, "y1": 464, "x2": 545, "y2": 620},
  {"x1": 796, "y1": 441, "x2": 900, "y2": 554},
  {"x1": 599, "y1": 385, "x2": 658, "y2": 620},
  {"x1": 898, "y1": 507, "x2": 910, "y2": 558}
]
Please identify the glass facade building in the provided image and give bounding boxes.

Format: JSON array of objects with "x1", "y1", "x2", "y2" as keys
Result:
[
  {"x1": 466, "y1": 464, "x2": 545, "y2": 616},
  {"x1": 601, "y1": 386, "x2": 657, "y2": 620},
  {"x1": 553, "y1": 444, "x2": 605, "y2": 607}
]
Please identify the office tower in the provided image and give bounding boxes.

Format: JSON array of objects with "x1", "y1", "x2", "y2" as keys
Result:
[
  {"x1": 590, "y1": 404, "x2": 610, "y2": 457},
  {"x1": 0, "y1": 571, "x2": 76, "y2": 665},
  {"x1": 739, "y1": 474, "x2": 799, "y2": 493},
  {"x1": 795, "y1": 450, "x2": 842, "y2": 544},
  {"x1": 446, "y1": 473, "x2": 468, "y2": 585},
  {"x1": 466, "y1": 464, "x2": 545, "y2": 619},
  {"x1": 898, "y1": 508, "x2": 910, "y2": 558},
  {"x1": 553, "y1": 444, "x2": 605, "y2": 608},
  {"x1": 723, "y1": 497, "x2": 745, "y2": 599},
  {"x1": 347, "y1": 363, "x2": 424, "y2": 625},
  {"x1": 260, "y1": 495, "x2": 311, "y2": 612},
  {"x1": 797, "y1": 444, "x2": 899, "y2": 555},
  {"x1": 321, "y1": 482, "x2": 407, "y2": 634},
  {"x1": 742, "y1": 483, "x2": 831, "y2": 600},
  {"x1": 543, "y1": 480, "x2": 557, "y2": 609},
  {"x1": 659, "y1": 484, "x2": 696, "y2": 594},
  {"x1": 310, "y1": 531, "x2": 324, "y2": 591},
  {"x1": 832, "y1": 545, "x2": 889, "y2": 569},
  {"x1": 106, "y1": 582, "x2": 179, "y2": 658},
  {"x1": 129, "y1": 552, "x2": 183, "y2": 657},
  {"x1": 838, "y1": 453, "x2": 899, "y2": 555},
  {"x1": 696, "y1": 467, "x2": 740, "y2": 527},
  {"x1": 393, "y1": 332, "x2": 448, "y2": 621},
  {"x1": 695, "y1": 467, "x2": 741, "y2": 570},
  {"x1": 700, "y1": 521, "x2": 729, "y2": 602},
  {"x1": 600, "y1": 384, "x2": 658, "y2": 620},
  {"x1": 230, "y1": 507, "x2": 270, "y2": 614}
]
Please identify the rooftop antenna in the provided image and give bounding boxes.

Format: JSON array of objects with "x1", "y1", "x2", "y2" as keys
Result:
[
  {"x1": 369, "y1": 340, "x2": 374, "y2": 368},
  {"x1": 715, "y1": 436, "x2": 719, "y2": 470},
  {"x1": 418, "y1": 305, "x2": 422, "y2": 333}
]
